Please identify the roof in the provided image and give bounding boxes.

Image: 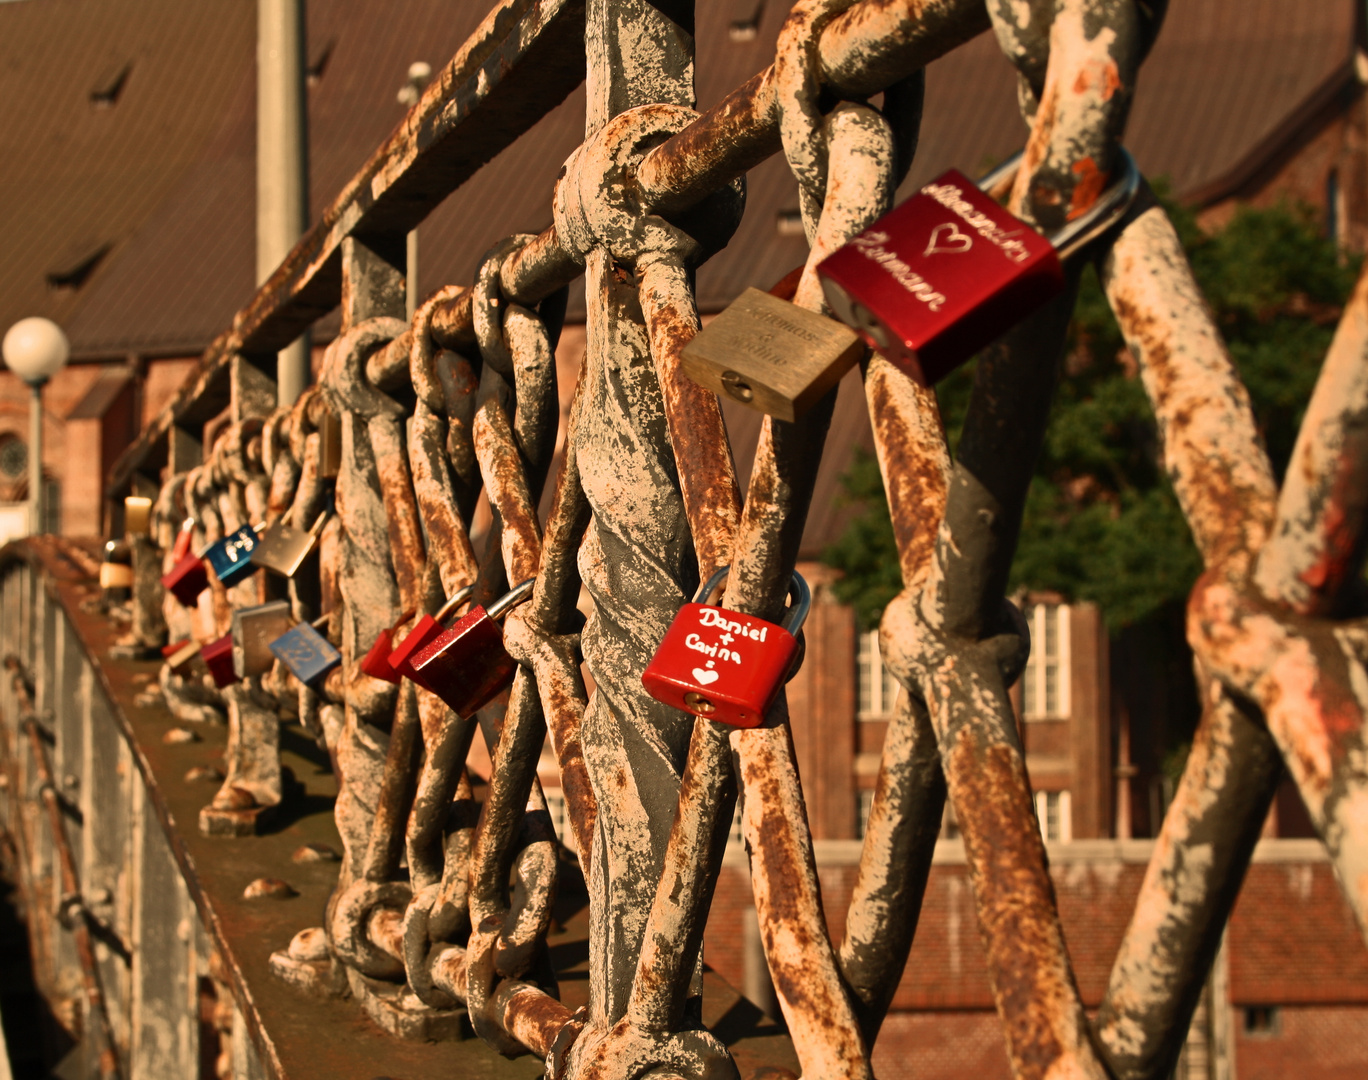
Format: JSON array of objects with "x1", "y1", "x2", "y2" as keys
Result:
[
  {"x1": 0, "y1": 0, "x2": 256, "y2": 356},
  {"x1": 4, "y1": 0, "x2": 1359, "y2": 361}
]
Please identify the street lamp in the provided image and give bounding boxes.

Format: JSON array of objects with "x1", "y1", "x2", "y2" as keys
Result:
[{"x1": 2, "y1": 318, "x2": 69, "y2": 535}]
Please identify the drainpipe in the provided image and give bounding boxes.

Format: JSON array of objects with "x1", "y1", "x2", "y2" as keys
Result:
[{"x1": 257, "y1": 0, "x2": 310, "y2": 407}]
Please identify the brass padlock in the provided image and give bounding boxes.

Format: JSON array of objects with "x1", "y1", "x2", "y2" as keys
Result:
[
  {"x1": 251, "y1": 510, "x2": 329, "y2": 577},
  {"x1": 680, "y1": 287, "x2": 864, "y2": 422},
  {"x1": 319, "y1": 410, "x2": 343, "y2": 479},
  {"x1": 231, "y1": 600, "x2": 294, "y2": 679},
  {"x1": 100, "y1": 540, "x2": 134, "y2": 594},
  {"x1": 161, "y1": 638, "x2": 201, "y2": 676},
  {"x1": 124, "y1": 496, "x2": 152, "y2": 536}
]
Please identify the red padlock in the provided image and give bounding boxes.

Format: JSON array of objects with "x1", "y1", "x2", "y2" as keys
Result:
[
  {"x1": 161, "y1": 550, "x2": 209, "y2": 608},
  {"x1": 385, "y1": 586, "x2": 476, "y2": 687},
  {"x1": 642, "y1": 569, "x2": 810, "y2": 729},
  {"x1": 410, "y1": 579, "x2": 534, "y2": 715},
  {"x1": 818, "y1": 148, "x2": 1140, "y2": 385},
  {"x1": 201, "y1": 634, "x2": 238, "y2": 689},
  {"x1": 359, "y1": 609, "x2": 415, "y2": 684},
  {"x1": 171, "y1": 517, "x2": 195, "y2": 562}
]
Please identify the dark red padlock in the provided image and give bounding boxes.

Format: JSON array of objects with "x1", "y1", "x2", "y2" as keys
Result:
[
  {"x1": 642, "y1": 569, "x2": 809, "y2": 729},
  {"x1": 161, "y1": 550, "x2": 209, "y2": 608},
  {"x1": 818, "y1": 148, "x2": 1140, "y2": 385},
  {"x1": 201, "y1": 634, "x2": 238, "y2": 689},
  {"x1": 360, "y1": 609, "x2": 415, "y2": 684},
  {"x1": 385, "y1": 586, "x2": 476, "y2": 687},
  {"x1": 410, "y1": 579, "x2": 534, "y2": 715}
]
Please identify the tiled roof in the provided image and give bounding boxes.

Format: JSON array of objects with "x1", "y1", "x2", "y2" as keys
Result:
[
  {"x1": 4, "y1": 0, "x2": 1357, "y2": 360},
  {"x1": 0, "y1": 0, "x2": 255, "y2": 356}
]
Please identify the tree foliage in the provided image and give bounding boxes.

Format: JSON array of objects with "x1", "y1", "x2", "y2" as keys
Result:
[{"x1": 824, "y1": 194, "x2": 1361, "y2": 631}]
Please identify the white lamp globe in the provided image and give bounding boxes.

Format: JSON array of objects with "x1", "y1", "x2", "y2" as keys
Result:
[{"x1": 3, "y1": 318, "x2": 70, "y2": 385}]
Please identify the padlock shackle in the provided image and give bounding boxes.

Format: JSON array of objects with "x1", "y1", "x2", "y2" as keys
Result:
[
  {"x1": 435, "y1": 585, "x2": 477, "y2": 625},
  {"x1": 692, "y1": 568, "x2": 811, "y2": 634},
  {"x1": 975, "y1": 147, "x2": 1141, "y2": 262},
  {"x1": 485, "y1": 578, "x2": 535, "y2": 622}
]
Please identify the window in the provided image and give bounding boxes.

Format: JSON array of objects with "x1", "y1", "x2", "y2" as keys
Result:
[
  {"x1": 1035, "y1": 790, "x2": 1072, "y2": 843},
  {"x1": 1327, "y1": 169, "x2": 1343, "y2": 247},
  {"x1": 940, "y1": 801, "x2": 960, "y2": 841},
  {"x1": 0, "y1": 437, "x2": 26, "y2": 481},
  {"x1": 727, "y1": 799, "x2": 745, "y2": 848},
  {"x1": 775, "y1": 209, "x2": 805, "y2": 237},
  {"x1": 542, "y1": 790, "x2": 575, "y2": 854},
  {"x1": 856, "y1": 789, "x2": 875, "y2": 838},
  {"x1": 857, "y1": 630, "x2": 901, "y2": 721},
  {"x1": 1021, "y1": 602, "x2": 1070, "y2": 719},
  {"x1": 1243, "y1": 1006, "x2": 1280, "y2": 1038}
]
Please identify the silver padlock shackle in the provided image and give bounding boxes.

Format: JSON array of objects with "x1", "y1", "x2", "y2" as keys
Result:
[
  {"x1": 693, "y1": 567, "x2": 811, "y2": 634},
  {"x1": 486, "y1": 578, "x2": 536, "y2": 622},
  {"x1": 976, "y1": 146, "x2": 1141, "y2": 262},
  {"x1": 434, "y1": 584, "x2": 477, "y2": 625}
]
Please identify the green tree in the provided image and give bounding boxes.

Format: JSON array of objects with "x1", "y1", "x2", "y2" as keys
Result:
[{"x1": 824, "y1": 195, "x2": 1360, "y2": 631}]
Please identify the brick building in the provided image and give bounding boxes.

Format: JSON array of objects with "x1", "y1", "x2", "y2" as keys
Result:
[{"x1": 2, "y1": 1, "x2": 1367, "y2": 1076}]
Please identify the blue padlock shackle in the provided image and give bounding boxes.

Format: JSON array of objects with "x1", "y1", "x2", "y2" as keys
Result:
[
  {"x1": 693, "y1": 567, "x2": 811, "y2": 637},
  {"x1": 976, "y1": 146, "x2": 1141, "y2": 262},
  {"x1": 434, "y1": 584, "x2": 477, "y2": 625},
  {"x1": 486, "y1": 578, "x2": 536, "y2": 622}
]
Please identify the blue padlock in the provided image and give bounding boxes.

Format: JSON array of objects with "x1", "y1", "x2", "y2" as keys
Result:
[
  {"x1": 204, "y1": 524, "x2": 262, "y2": 587},
  {"x1": 269, "y1": 615, "x2": 341, "y2": 688}
]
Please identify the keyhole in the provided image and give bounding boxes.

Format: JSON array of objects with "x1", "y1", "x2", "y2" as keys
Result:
[
  {"x1": 721, "y1": 370, "x2": 753, "y2": 402},
  {"x1": 684, "y1": 691, "x2": 716, "y2": 715},
  {"x1": 850, "y1": 302, "x2": 892, "y2": 349}
]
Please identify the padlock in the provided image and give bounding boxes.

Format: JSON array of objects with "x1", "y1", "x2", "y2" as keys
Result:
[
  {"x1": 679, "y1": 287, "x2": 864, "y2": 422},
  {"x1": 250, "y1": 510, "x2": 329, "y2": 577},
  {"x1": 100, "y1": 540, "x2": 134, "y2": 594},
  {"x1": 385, "y1": 587, "x2": 476, "y2": 686},
  {"x1": 818, "y1": 147, "x2": 1141, "y2": 386},
  {"x1": 360, "y1": 609, "x2": 416, "y2": 684},
  {"x1": 230, "y1": 600, "x2": 294, "y2": 679},
  {"x1": 409, "y1": 579, "x2": 534, "y2": 713},
  {"x1": 204, "y1": 524, "x2": 262, "y2": 588},
  {"x1": 201, "y1": 634, "x2": 238, "y2": 688},
  {"x1": 172, "y1": 517, "x2": 195, "y2": 562},
  {"x1": 161, "y1": 550, "x2": 209, "y2": 607},
  {"x1": 162, "y1": 638, "x2": 200, "y2": 676},
  {"x1": 269, "y1": 615, "x2": 341, "y2": 688},
  {"x1": 124, "y1": 496, "x2": 152, "y2": 536},
  {"x1": 319, "y1": 409, "x2": 343, "y2": 479},
  {"x1": 642, "y1": 568, "x2": 810, "y2": 728}
]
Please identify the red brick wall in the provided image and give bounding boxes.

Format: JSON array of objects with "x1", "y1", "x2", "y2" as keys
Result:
[{"x1": 1234, "y1": 1004, "x2": 1368, "y2": 1080}]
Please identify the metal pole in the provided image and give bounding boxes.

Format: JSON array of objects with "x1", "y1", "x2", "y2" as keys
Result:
[
  {"x1": 28, "y1": 382, "x2": 43, "y2": 535},
  {"x1": 258, "y1": 0, "x2": 310, "y2": 406},
  {"x1": 406, "y1": 229, "x2": 419, "y2": 321}
]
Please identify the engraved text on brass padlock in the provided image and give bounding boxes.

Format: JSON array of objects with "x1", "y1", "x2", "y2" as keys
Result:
[{"x1": 680, "y1": 288, "x2": 863, "y2": 422}]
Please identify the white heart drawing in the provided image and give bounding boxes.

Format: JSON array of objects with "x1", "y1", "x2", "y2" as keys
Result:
[
  {"x1": 924, "y1": 222, "x2": 973, "y2": 256},
  {"x1": 692, "y1": 668, "x2": 720, "y2": 685}
]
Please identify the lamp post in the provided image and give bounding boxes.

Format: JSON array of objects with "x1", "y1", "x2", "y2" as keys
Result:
[{"x1": 2, "y1": 318, "x2": 69, "y2": 535}]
